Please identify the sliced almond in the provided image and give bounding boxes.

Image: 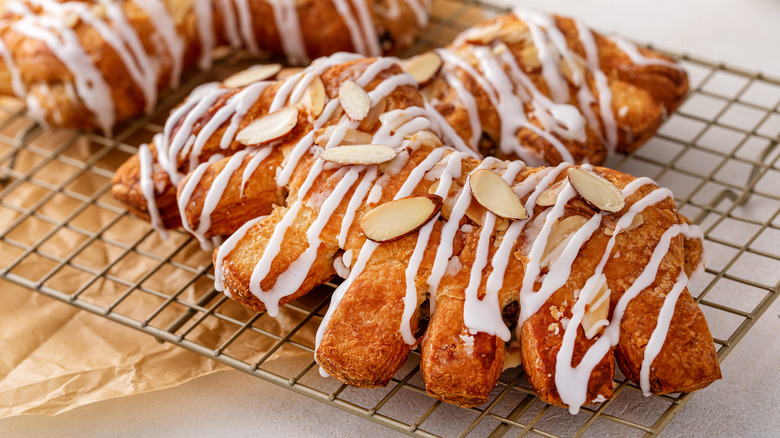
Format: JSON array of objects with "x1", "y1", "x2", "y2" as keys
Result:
[
  {"x1": 498, "y1": 21, "x2": 530, "y2": 44},
  {"x1": 315, "y1": 126, "x2": 373, "y2": 147},
  {"x1": 278, "y1": 67, "x2": 304, "y2": 80},
  {"x1": 463, "y1": 21, "x2": 501, "y2": 45},
  {"x1": 469, "y1": 169, "x2": 528, "y2": 220},
  {"x1": 403, "y1": 52, "x2": 442, "y2": 86},
  {"x1": 604, "y1": 213, "x2": 644, "y2": 236},
  {"x1": 339, "y1": 80, "x2": 371, "y2": 121},
  {"x1": 360, "y1": 97, "x2": 385, "y2": 132},
  {"x1": 405, "y1": 129, "x2": 443, "y2": 149},
  {"x1": 236, "y1": 107, "x2": 299, "y2": 146},
  {"x1": 321, "y1": 144, "x2": 397, "y2": 165},
  {"x1": 542, "y1": 215, "x2": 589, "y2": 265},
  {"x1": 340, "y1": 128, "x2": 374, "y2": 146},
  {"x1": 502, "y1": 346, "x2": 523, "y2": 371},
  {"x1": 298, "y1": 74, "x2": 326, "y2": 117},
  {"x1": 361, "y1": 195, "x2": 442, "y2": 242},
  {"x1": 536, "y1": 180, "x2": 566, "y2": 207},
  {"x1": 567, "y1": 168, "x2": 625, "y2": 213},
  {"x1": 224, "y1": 64, "x2": 282, "y2": 89},
  {"x1": 63, "y1": 11, "x2": 79, "y2": 28},
  {"x1": 520, "y1": 45, "x2": 541, "y2": 69},
  {"x1": 581, "y1": 276, "x2": 611, "y2": 339}
]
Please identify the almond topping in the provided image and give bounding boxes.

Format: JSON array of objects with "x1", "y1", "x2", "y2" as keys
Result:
[
  {"x1": 581, "y1": 276, "x2": 611, "y2": 339},
  {"x1": 405, "y1": 130, "x2": 443, "y2": 149},
  {"x1": 566, "y1": 167, "x2": 625, "y2": 213},
  {"x1": 361, "y1": 195, "x2": 442, "y2": 242},
  {"x1": 604, "y1": 213, "x2": 644, "y2": 236},
  {"x1": 299, "y1": 74, "x2": 326, "y2": 117},
  {"x1": 314, "y1": 127, "x2": 374, "y2": 147},
  {"x1": 278, "y1": 67, "x2": 304, "y2": 80},
  {"x1": 536, "y1": 180, "x2": 565, "y2": 206},
  {"x1": 520, "y1": 45, "x2": 541, "y2": 69},
  {"x1": 339, "y1": 80, "x2": 371, "y2": 121},
  {"x1": 224, "y1": 64, "x2": 282, "y2": 89},
  {"x1": 542, "y1": 215, "x2": 589, "y2": 265},
  {"x1": 236, "y1": 107, "x2": 299, "y2": 146},
  {"x1": 463, "y1": 21, "x2": 501, "y2": 45},
  {"x1": 321, "y1": 144, "x2": 397, "y2": 166},
  {"x1": 469, "y1": 169, "x2": 528, "y2": 220},
  {"x1": 403, "y1": 52, "x2": 442, "y2": 86},
  {"x1": 360, "y1": 97, "x2": 386, "y2": 132}
]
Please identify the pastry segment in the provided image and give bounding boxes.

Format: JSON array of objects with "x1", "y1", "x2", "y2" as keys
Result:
[
  {"x1": 0, "y1": 0, "x2": 430, "y2": 133},
  {"x1": 111, "y1": 53, "x2": 718, "y2": 410}
]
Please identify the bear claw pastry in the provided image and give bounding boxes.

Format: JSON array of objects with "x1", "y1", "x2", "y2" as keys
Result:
[
  {"x1": 407, "y1": 9, "x2": 689, "y2": 166},
  {"x1": 0, "y1": 0, "x2": 430, "y2": 133},
  {"x1": 111, "y1": 52, "x2": 719, "y2": 411}
]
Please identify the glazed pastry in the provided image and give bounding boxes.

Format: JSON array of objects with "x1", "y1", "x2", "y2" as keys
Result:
[
  {"x1": 405, "y1": 8, "x2": 688, "y2": 165},
  {"x1": 111, "y1": 54, "x2": 719, "y2": 410},
  {"x1": 0, "y1": 0, "x2": 430, "y2": 133}
]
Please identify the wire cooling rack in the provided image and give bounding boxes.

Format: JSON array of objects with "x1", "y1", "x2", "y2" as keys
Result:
[{"x1": 1, "y1": 0, "x2": 779, "y2": 436}]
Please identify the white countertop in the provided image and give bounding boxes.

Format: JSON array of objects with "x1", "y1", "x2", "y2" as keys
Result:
[{"x1": 2, "y1": 0, "x2": 779, "y2": 437}]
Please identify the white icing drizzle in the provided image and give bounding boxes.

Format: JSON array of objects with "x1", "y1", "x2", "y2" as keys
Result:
[
  {"x1": 400, "y1": 0, "x2": 429, "y2": 27},
  {"x1": 215, "y1": 0, "x2": 242, "y2": 48},
  {"x1": 240, "y1": 147, "x2": 274, "y2": 197},
  {"x1": 179, "y1": 150, "x2": 250, "y2": 250},
  {"x1": 400, "y1": 151, "x2": 462, "y2": 344},
  {"x1": 138, "y1": 143, "x2": 168, "y2": 239},
  {"x1": 10, "y1": 1, "x2": 116, "y2": 134},
  {"x1": 215, "y1": 215, "x2": 266, "y2": 294},
  {"x1": 426, "y1": 158, "x2": 494, "y2": 295},
  {"x1": 233, "y1": 0, "x2": 261, "y2": 54},
  {"x1": 0, "y1": 32, "x2": 25, "y2": 96},
  {"x1": 461, "y1": 161, "x2": 523, "y2": 341},
  {"x1": 348, "y1": 0, "x2": 382, "y2": 56},
  {"x1": 194, "y1": 0, "x2": 215, "y2": 70},
  {"x1": 610, "y1": 36, "x2": 684, "y2": 70},
  {"x1": 639, "y1": 269, "x2": 688, "y2": 395},
  {"x1": 575, "y1": 19, "x2": 618, "y2": 152},
  {"x1": 134, "y1": 0, "x2": 184, "y2": 88},
  {"x1": 268, "y1": 0, "x2": 309, "y2": 65}
]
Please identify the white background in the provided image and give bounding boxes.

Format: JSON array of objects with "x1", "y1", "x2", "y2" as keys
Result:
[{"x1": 2, "y1": 0, "x2": 779, "y2": 436}]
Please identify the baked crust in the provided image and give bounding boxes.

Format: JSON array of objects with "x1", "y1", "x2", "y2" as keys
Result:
[
  {"x1": 416, "y1": 10, "x2": 689, "y2": 165},
  {"x1": 0, "y1": 0, "x2": 429, "y2": 133},
  {"x1": 110, "y1": 52, "x2": 717, "y2": 410}
]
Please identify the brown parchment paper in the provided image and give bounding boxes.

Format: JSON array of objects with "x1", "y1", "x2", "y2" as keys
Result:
[{"x1": 0, "y1": 122, "x2": 314, "y2": 418}]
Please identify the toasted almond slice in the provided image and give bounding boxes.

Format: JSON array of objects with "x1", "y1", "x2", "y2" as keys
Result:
[
  {"x1": 321, "y1": 144, "x2": 397, "y2": 165},
  {"x1": 582, "y1": 276, "x2": 611, "y2": 339},
  {"x1": 278, "y1": 67, "x2": 304, "y2": 80},
  {"x1": 64, "y1": 11, "x2": 79, "y2": 28},
  {"x1": 520, "y1": 45, "x2": 541, "y2": 69},
  {"x1": 542, "y1": 215, "x2": 589, "y2": 265},
  {"x1": 567, "y1": 168, "x2": 625, "y2": 213},
  {"x1": 236, "y1": 107, "x2": 299, "y2": 146},
  {"x1": 502, "y1": 346, "x2": 523, "y2": 371},
  {"x1": 361, "y1": 195, "x2": 442, "y2": 242},
  {"x1": 604, "y1": 213, "x2": 644, "y2": 236},
  {"x1": 314, "y1": 126, "x2": 373, "y2": 147},
  {"x1": 469, "y1": 169, "x2": 528, "y2": 220},
  {"x1": 463, "y1": 21, "x2": 501, "y2": 45},
  {"x1": 339, "y1": 80, "x2": 371, "y2": 121},
  {"x1": 224, "y1": 64, "x2": 282, "y2": 89},
  {"x1": 536, "y1": 179, "x2": 566, "y2": 206},
  {"x1": 405, "y1": 129, "x2": 443, "y2": 149},
  {"x1": 403, "y1": 52, "x2": 442, "y2": 86},
  {"x1": 300, "y1": 74, "x2": 326, "y2": 117}
]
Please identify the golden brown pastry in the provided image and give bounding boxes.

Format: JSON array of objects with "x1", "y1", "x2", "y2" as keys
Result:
[
  {"x1": 0, "y1": 0, "x2": 430, "y2": 133},
  {"x1": 112, "y1": 54, "x2": 719, "y2": 410},
  {"x1": 405, "y1": 8, "x2": 689, "y2": 165}
]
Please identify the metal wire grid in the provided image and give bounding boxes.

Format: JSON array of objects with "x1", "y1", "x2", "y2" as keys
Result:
[{"x1": 1, "y1": 0, "x2": 779, "y2": 436}]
